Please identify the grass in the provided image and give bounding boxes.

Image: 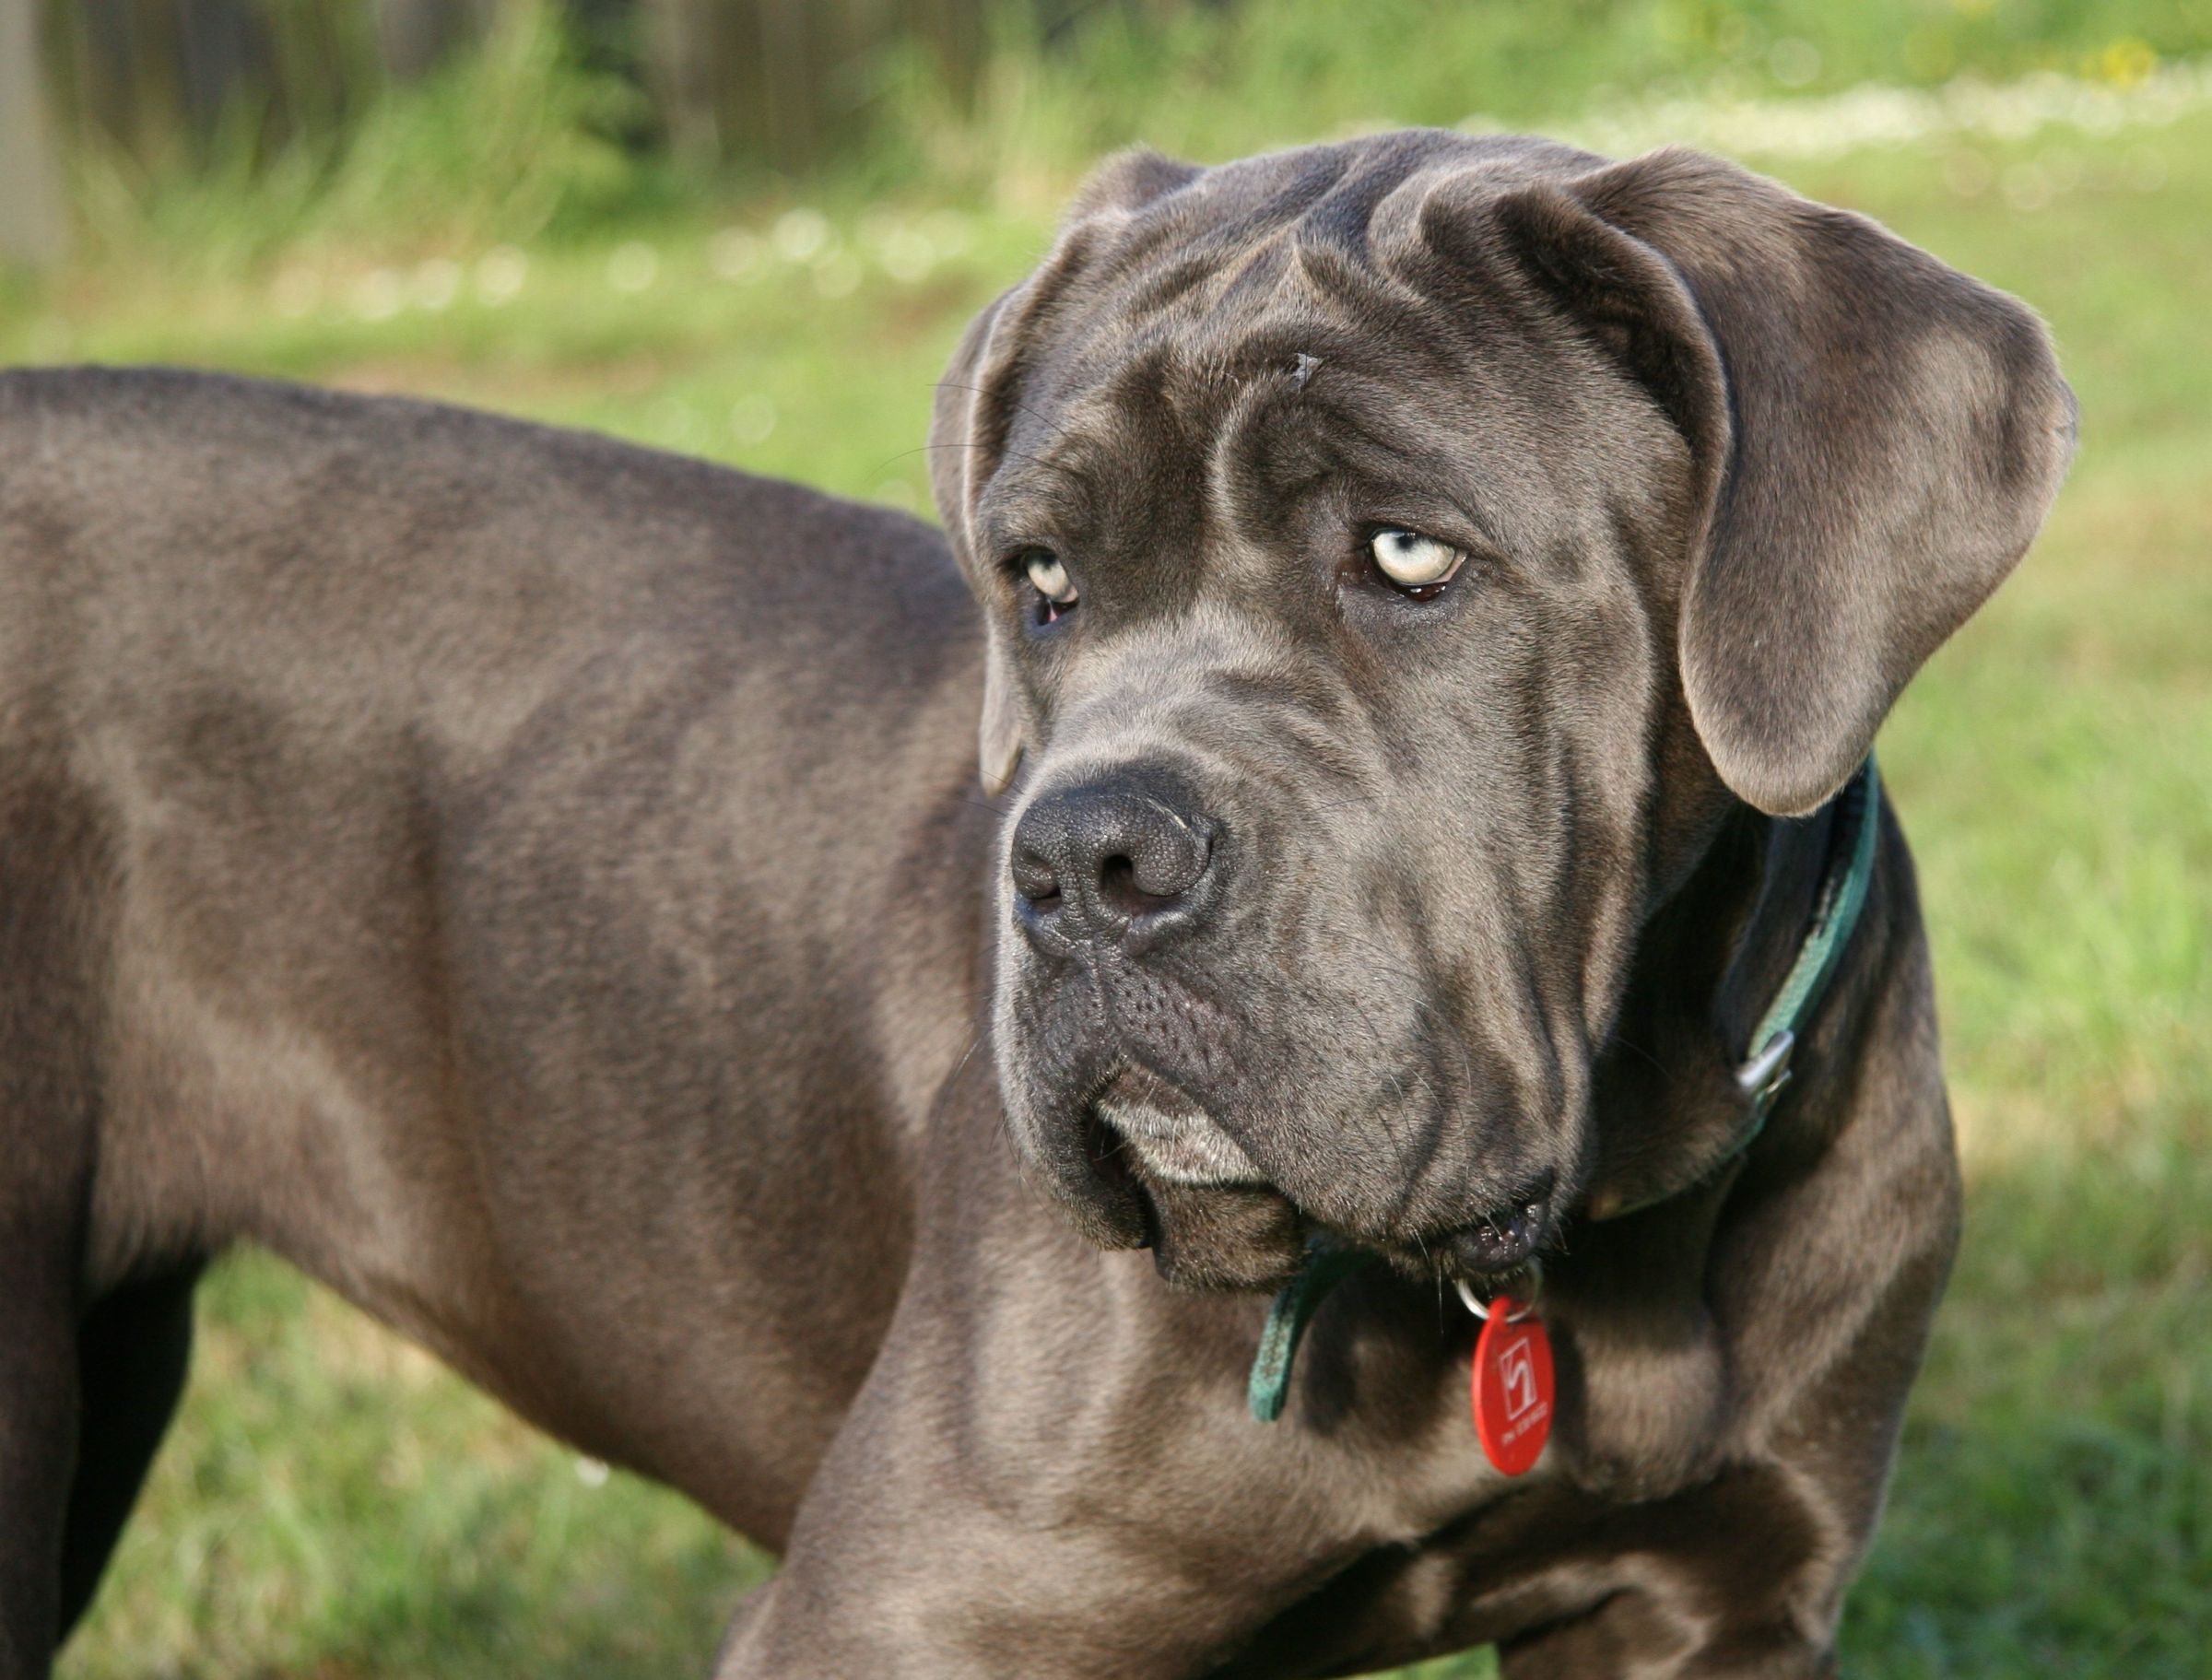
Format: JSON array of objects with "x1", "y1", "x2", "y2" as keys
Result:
[{"x1": 7, "y1": 55, "x2": 2207, "y2": 1680}]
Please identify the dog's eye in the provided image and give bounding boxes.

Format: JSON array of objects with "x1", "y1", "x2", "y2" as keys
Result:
[
  {"x1": 1369, "y1": 528, "x2": 1465, "y2": 597},
  {"x1": 1022, "y1": 550, "x2": 1079, "y2": 624}
]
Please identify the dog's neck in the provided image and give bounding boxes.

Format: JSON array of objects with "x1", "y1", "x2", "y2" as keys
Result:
[
  {"x1": 1577, "y1": 778, "x2": 1865, "y2": 1219},
  {"x1": 1245, "y1": 767, "x2": 1881, "y2": 1426}
]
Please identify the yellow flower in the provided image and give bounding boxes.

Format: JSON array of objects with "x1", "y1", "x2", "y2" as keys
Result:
[{"x1": 2097, "y1": 38, "x2": 2159, "y2": 88}]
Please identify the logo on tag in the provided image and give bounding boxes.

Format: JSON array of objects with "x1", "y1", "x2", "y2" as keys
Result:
[
  {"x1": 1471, "y1": 1299, "x2": 1553, "y2": 1476},
  {"x1": 1498, "y1": 1338, "x2": 1539, "y2": 1420}
]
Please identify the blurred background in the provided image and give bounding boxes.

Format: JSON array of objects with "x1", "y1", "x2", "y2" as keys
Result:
[{"x1": 4, "y1": 3, "x2": 2207, "y2": 1676}]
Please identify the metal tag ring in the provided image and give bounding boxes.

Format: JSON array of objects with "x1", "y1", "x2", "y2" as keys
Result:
[{"x1": 1453, "y1": 1258, "x2": 1542, "y2": 1322}]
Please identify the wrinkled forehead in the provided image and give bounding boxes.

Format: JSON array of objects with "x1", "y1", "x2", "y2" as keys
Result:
[
  {"x1": 1051, "y1": 127, "x2": 1589, "y2": 328},
  {"x1": 978, "y1": 281, "x2": 1567, "y2": 568},
  {"x1": 967, "y1": 132, "x2": 1665, "y2": 575},
  {"x1": 986, "y1": 307, "x2": 1390, "y2": 530},
  {"x1": 1013, "y1": 147, "x2": 1464, "y2": 424}
]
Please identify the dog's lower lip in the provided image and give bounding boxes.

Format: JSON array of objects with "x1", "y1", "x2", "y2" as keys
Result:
[{"x1": 1441, "y1": 1178, "x2": 1556, "y2": 1277}]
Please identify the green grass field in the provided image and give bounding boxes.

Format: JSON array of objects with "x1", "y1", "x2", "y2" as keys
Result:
[{"x1": 7, "y1": 52, "x2": 2208, "y2": 1680}]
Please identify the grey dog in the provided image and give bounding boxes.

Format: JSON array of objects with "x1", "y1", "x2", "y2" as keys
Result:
[{"x1": 1, "y1": 132, "x2": 2071, "y2": 1678}]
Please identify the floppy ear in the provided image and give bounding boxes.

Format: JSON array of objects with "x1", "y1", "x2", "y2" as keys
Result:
[
  {"x1": 929, "y1": 147, "x2": 1203, "y2": 798},
  {"x1": 1485, "y1": 148, "x2": 2076, "y2": 815},
  {"x1": 930, "y1": 290, "x2": 1028, "y2": 796}
]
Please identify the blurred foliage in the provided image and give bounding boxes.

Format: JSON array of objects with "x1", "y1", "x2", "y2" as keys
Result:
[
  {"x1": 57, "y1": 3, "x2": 660, "y2": 264},
  {"x1": 31, "y1": 0, "x2": 2212, "y2": 263},
  {"x1": 879, "y1": 0, "x2": 2212, "y2": 202}
]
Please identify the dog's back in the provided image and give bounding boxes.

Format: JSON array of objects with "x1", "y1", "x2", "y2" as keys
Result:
[{"x1": 0, "y1": 368, "x2": 987, "y2": 1592}]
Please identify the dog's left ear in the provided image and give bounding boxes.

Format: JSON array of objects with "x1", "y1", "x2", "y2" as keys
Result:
[
  {"x1": 930, "y1": 288, "x2": 1029, "y2": 797},
  {"x1": 931, "y1": 147, "x2": 1204, "y2": 798},
  {"x1": 1472, "y1": 148, "x2": 2077, "y2": 815}
]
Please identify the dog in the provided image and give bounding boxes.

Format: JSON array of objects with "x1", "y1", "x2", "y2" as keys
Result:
[{"x1": 0, "y1": 131, "x2": 2072, "y2": 1679}]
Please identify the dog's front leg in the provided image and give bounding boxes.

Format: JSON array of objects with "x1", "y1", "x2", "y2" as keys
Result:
[
  {"x1": 0, "y1": 1222, "x2": 77, "y2": 1680},
  {"x1": 709, "y1": 1204, "x2": 1377, "y2": 1680}
]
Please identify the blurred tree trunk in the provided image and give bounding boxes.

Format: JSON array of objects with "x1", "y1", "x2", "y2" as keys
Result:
[
  {"x1": 0, "y1": 0, "x2": 69, "y2": 264},
  {"x1": 62, "y1": 1, "x2": 275, "y2": 166},
  {"x1": 642, "y1": 0, "x2": 726, "y2": 162},
  {"x1": 377, "y1": 0, "x2": 501, "y2": 81},
  {"x1": 640, "y1": 0, "x2": 990, "y2": 176}
]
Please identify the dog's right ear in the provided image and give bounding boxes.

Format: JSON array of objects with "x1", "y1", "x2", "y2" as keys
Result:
[
  {"x1": 1465, "y1": 149, "x2": 2076, "y2": 816},
  {"x1": 930, "y1": 148, "x2": 1202, "y2": 797}
]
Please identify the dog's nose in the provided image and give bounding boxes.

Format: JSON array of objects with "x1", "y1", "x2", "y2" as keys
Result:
[{"x1": 1011, "y1": 771, "x2": 1218, "y2": 946}]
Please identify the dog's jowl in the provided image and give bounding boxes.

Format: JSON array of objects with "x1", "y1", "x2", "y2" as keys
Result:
[{"x1": 0, "y1": 132, "x2": 2070, "y2": 1680}]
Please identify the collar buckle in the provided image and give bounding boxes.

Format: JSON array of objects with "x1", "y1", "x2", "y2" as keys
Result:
[{"x1": 1735, "y1": 1028, "x2": 1796, "y2": 1117}]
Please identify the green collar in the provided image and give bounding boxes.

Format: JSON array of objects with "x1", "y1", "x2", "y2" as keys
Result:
[{"x1": 1247, "y1": 757, "x2": 1883, "y2": 1424}]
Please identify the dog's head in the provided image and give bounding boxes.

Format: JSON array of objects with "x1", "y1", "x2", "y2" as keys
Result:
[{"x1": 931, "y1": 134, "x2": 2072, "y2": 1289}]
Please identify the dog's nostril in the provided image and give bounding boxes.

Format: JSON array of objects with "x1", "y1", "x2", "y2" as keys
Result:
[
  {"x1": 1012, "y1": 848, "x2": 1064, "y2": 910},
  {"x1": 1098, "y1": 852, "x2": 1183, "y2": 920}
]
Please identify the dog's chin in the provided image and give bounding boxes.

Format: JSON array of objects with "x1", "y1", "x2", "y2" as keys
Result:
[
  {"x1": 1120, "y1": 1160, "x2": 1559, "y2": 1296},
  {"x1": 1029, "y1": 1064, "x2": 1565, "y2": 1293},
  {"x1": 1128, "y1": 1168, "x2": 1310, "y2": 1293},
  {"x1": 1082, "y1": 1072, "x2": 1309, "y2": 1290}
]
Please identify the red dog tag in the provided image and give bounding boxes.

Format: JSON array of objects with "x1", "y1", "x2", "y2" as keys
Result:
[{"x1": 1472, "y1": 1300, "x2": 1553, "y2": 1475}]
